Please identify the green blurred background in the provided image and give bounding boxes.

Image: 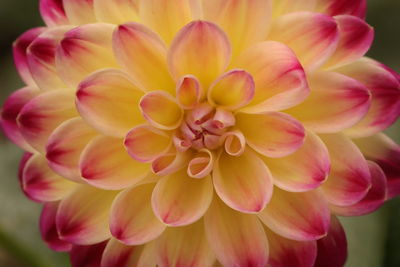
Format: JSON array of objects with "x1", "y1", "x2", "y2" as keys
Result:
[{"x1": 0, "y1": 1, "x2": 399, "y2": 266}]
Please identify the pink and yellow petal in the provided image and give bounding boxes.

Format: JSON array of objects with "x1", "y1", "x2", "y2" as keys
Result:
[
  {"x1": 70, "y1": 241, "x2": 107, "y2": 267},
  {"x1": 113, "y1": 23, "x2": 174, "y2": 92},
  {"x1": 56, "y1": 185, "x2": 117, "y2": 245},
  {"x1": 94, "y1": 0, "x2": 139, "y2": 24},
  {"x1": 262, "y1": 132, "x2": 330, "y2": 192},
  {"x1": 223, "y1": 130, "x2": 246, "y2": 156},
  {"x1": 259, "y1": 188, "x2": 330, "y2": 241},
  {"x1": 236, "y1": 112, "x2": 305, "y2": 158},
  {"x1": 204, "y1": 197, "x2": 269, "y2": 267},
  {"x1": 152, "y1": 150, "x2": 192, "y2": 176},
  {"x1": 316, "y1": 0, "x2": 367, "y2": 19},
  {"x1": 187, "y1": 149, "x2": 214, "y2": 179},
  {"x1": 213, "y1": 148, "x2": 273, "y2": 213},
  {"x1": 63, "y1": 0, "x2": 97, "y2": 25},
  {"x1": 80, "y1": 136, "x2": 149, "y2": 190},
  {"x1": 168, "y1": 21, "x2": 231, "y2": 88},
  {"x1": 76, "y1": 69, "x2": 145, "y2": 137},
  {"x1": 151, "y1": 169, "x2": 213, "y2": 226},
  {"x1": 176, "y1": 75, "x2": 202, "y2": 109},
  {"x1": 268, "y1": 12, "x2": 339, "y2": 71},
  {"x1": 39, "y1": 0, "x2": 69, "y2": 26}
]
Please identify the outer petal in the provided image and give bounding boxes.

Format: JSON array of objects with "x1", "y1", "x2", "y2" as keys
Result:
[
  {"x1": 316, "y1": 0, "x2": 367, "y2": 19},
  {"x1": 40, "y1": 202, "x2": 72, "y2": 252},
  {"x1": 101, "y1": 239, "x2": 157, "y2": 267},
  {"x1": 94, "y1": 0, "x2": 139, "y2": 24},
  {"x1": 17, "y1": 90, "x2": 78, "y2": 153},
  {"x1": 139, "y1": 0, "x2": 195, "y2": 44},
  {"x1": 56, "y1": 23, "x2": 118, "y2": 88},
  {"x1": 21, "y1": 154, "x2": 76, "y2": 202},
  {"x1": 202, "y1": 0, "x2": 272, "y2": 57},
  {"x1": 113, "y1": 23, "x2": 174, "y2": 92},
  {"x1": 353, "y1": 133, "x2": 400, "y2": 199},
  {"x1": 319, "y1": 134, "x2": 371, "y2": 206},
  {"x1": 151, "y1": 170, "x2": 213, "y2": 226},
  {"x1": 208, "y1": 69, "x2": 255, "y2": 110},
  {"x1": 46, "y1": 117, "x2": 97, "y2": 182},
  {"x1": 0, "y1": 86, "x2": 39, "y2": 152},
  {"x1": 204, "y1": 197, "x2": 269, "y2": 267},
  {"x1": 80, "y1": 136, "x2": 149, "y2": 190},
  {"x1": 124, "y1": 125, "x2": 172, "y2": 163},
  {"x1": 268, "y1": 12, "x2": 339, "y2": 71},
  {"x1": 168, "y1": 21, "x2": 231, "y2": 88},
  {"x1": 262, "y1": 132, "x2": 330, "y2": 192},
  {"x1": 323, "y1": 15, "x2": 374, "y2": 68},
  {"x1": 156, "y1": 220, "x2": 215, "y2": 267},
  {"x1": 57, "y1": 185, "x2": 116, "y2": 245},
  {"x1": 63, "y1": 0, "x2": 97, "y2": 25},
  {"x1": 27, "y1": 26, "x2": 71, "y2": 91},
  {"x1": 234, "y1": 41, "x2": 309, "y2": 113},
  {"x1": 259, "y1": 188, "x2": 330, "y2": 241},
  {"x1": 286, "y1": 71, "x2": 371, "y2": 133},
  {"x1": 335, "y1": 58, "x2": 400, "y2": 137},
  {"x1": 332, "y1": 161, "x2": 387, "y2": 216},
  {"x1": 13, "y1": 27, "x2": 46, "y2": 86},
  {"x1": 272, "y1": 0, "x2": 316, "y2": 17},
  {"x1": 40, "y1": 0, "x2": 69, "y2": 26},
  {"x1": 110, "y1": 183, "x2": 166, "y2": 245},
  {"x1": 265, "y1": 227, "x2": 317, "y2": 267},
  {"x1": 213, "y1": 148, "x2": 273, "y2": 213},
  {"x1": 70, "y1": 242, "x2": 107, "y2": 267},
  {"x1": 76, "y1": 69, "x2": 145, "y2": 137},
  {"x1": 236, "y1": 112, "x2": 305, "y2": 158},
  {"x1": 314, "y1": 216, "x2": 348, "y2": 267}
]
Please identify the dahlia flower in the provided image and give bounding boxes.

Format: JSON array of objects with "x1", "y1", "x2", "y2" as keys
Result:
[{"x1": 1, "y1": 0, "x2": 400, "y2": 266}]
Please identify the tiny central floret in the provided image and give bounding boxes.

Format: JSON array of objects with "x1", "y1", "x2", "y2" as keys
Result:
[{"x1": 176, "y1": 104, "x2": 235, "y2": 151}]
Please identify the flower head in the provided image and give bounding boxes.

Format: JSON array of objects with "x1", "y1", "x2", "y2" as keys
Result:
[{"x1": 2, "y1": 0, "x2": 400, "y2": 266}]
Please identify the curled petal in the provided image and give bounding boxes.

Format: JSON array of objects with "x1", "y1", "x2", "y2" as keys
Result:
[
  {"x1": 56, "y1": 23, "x2": 118, "y2": 88},
  {"x1": 176, "y1": 75, "x2": 202, "y2": 109},
  {"x1": 0, "y1": 86, "x2": 39, "y2": 152},
  {"x1": 269, "y1": 12, "x2": 339, "y2": 71},
  {"x1": 124, "y1": 125, "x2": 172, "y2": 163},
  {"x1": 353, "y1": 133, "x2": 400, "y2": 199},
  {"x1": 70, "y1": 242, "x2": 107, "y2": 267},
  {"x1": 113, "y1": 22, "x2": 173, "y2": 92},
  {"x1": 259, "y1": 188, "x2": 330, "y2": 241},
  {"x1": 332, "y1": 161, "x2": 387, "y2": 216},
  {"x1": 168, "y1": 21, "x2": 231, "y2": 88},
  {"x1": 80, "y1": 136, "x2": 149, "y2": 190},
  {"x1": 335, "y1": 58, "x2": 400, "y2": 137},
  {"x1": 314, "y1": 216, "x2": 348, "y2": 267},
  {"x1": 202, "y1": 0, "x2": 272, "y2": 57},
  {"x1": 40, "y1": 0, "x2": 69, "y2": 26},
  {"x1": 319, "y1": 134, "x2": 371, "y2": 206},
  {"x1": 324, "y1": 15, "x2": 374, "y2": 68},
  {"x1": 40, "y1": 202, "x2": 72, "y2": 252},
  {"x1": 223, "y1": 130, "x2": 246, "y2": 157},
  {"x1": 236, "y1": 112, "x2": 305, "y2": 158},
  {"x1": 204, "y1": 197, "x2": 269, "y2": 267},
  {"x1": 156, "y1": 220, "x2": 215, "y2": 267},
  {"x1": 110, "y1": 184, "x2": 166, "y2": 245},
  {"x1": 46, "y1": 118, "x2": 97, "y2": 182},
  {"x1": 213, "y1": 148, "x2": 273, "y2": 213},
  {"x1": 57, "y1": 186, "x2": 116, "y2": 245},
  {"x1": 286, "y1": 71, "x2": 371, "y2": 133},
  {"x1": 94, "y1": 0, "x2": 139, "y2": 24},
  {"x1": 13, "y1": 27, "x2": 46, "y2": 86},
  {"x1": 208, "y1": 69, "x2": 255, "y2": 110},
  {"x1": 234, "y1": 41, "x2": 309, "y2": 112},
  {"x1": 188, "y1": 149, "x2": 214, "y2": 179},
  {"x1": 272, "y1": 0, "x2": 317, "y2": 17},
  {"x1": 316, "y1": 0, "x2": 367, "y2": 19},
  {"x1": 152, "y1": 150, "x2": 192, "y2": 176},
  {"x1": 265, "y1": 227, "x2": 317, "y2": 267},
  {"x1": 17, "y1": 90, "x2": 78, "y2": 153},
  {"x1": 152, "y1": 169, "x2": 213, "y2": 226},
  {"x1": 262, "y1": 132, "x2": 330, "y2": 192},
  {"x1": 63, "y1": 0, "x2": 97, "y2": 25},
  {"x1": 21, "y1": 154, "x2": 76, "y2": 202},
  {"x1": 140, "y1": 91, "x2": 183, "y2": 130},
  {"x1": 101, "y1": 239, "x2": 157, "y2": 267},
  {"x1": 27, "y1": 27, "x2": 70, "y2": 91},
  {"x1": 76, "y1": 69, "x2": 145, "y2": 137}
]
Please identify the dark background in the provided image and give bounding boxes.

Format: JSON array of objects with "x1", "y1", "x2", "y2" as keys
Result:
[{"x1": 0, "y1": 1, "x2": 399, "y2": 266}]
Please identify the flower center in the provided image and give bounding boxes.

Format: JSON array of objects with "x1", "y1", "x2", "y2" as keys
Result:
[{"x1": 175, "y1": 104, "x2": 235, "y2": 151}]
